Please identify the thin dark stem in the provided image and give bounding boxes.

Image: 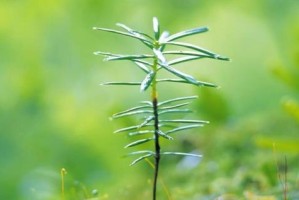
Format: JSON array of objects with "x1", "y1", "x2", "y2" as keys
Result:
[
  {"x1": 151, "y1": 58, "x2": 160, "y2": 200},
  {"x1": 152, "y1": 97, "x2": 160, "y2": 200}
]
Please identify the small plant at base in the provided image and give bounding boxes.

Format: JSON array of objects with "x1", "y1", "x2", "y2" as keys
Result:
[{"x1": 94, "y1": 17, "x2": 229, "y2": 200}]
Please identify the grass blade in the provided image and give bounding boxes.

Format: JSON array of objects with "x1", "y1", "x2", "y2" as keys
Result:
[{"x1": 164, "y1": 27, "x2": 208, "y2": 42}]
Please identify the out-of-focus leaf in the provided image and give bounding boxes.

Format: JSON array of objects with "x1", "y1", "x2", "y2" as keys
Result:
[
  {"x1": 272, "y1": 66, "x2": 299, "y2": 92},
  {"x1": 162, "y1": 41, "x2": 230, "y2": 61},
  {"x1": 125, "y1": 138, "x2": 154, "y2": 148},
  {"x1": 140, "y1": 71, "x2": 155, "y2": 92},
  {"x1": 163, "y1": 27, "x2": 209, "y2": 42},
  {"x1": 158, "y1": 96, "x2": 198, "y2": 106},
  {"x1": 282, "y1": 98, "x2": 299, "y2": 123},
  {"x1": 194, "y1": 87, "x2": 230, "y2": 122}
]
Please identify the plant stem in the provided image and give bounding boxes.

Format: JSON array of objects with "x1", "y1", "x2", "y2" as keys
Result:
[{"x1": 152, "y1": 58, "x2": 160, "y2": 200}]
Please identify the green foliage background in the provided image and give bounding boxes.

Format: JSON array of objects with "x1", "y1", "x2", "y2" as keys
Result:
[{"x1": 0, "y1": 0, "x2": 298, "y2": 199}]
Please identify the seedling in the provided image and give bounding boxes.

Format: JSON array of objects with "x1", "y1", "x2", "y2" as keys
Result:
[{"x1": 94, "y1": 17, "x2": 229, "y2": 200}]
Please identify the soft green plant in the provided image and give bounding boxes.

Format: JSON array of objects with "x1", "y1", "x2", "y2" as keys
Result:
[{"x1": 93, "y1": 17, "x2": 229, "y2": 200}]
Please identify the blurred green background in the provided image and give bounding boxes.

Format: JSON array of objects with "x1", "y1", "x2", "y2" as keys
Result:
[{"x1": 1, "y1": 0, "x2": 299, "y2": 199}]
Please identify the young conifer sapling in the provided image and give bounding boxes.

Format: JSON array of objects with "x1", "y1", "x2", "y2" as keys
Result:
[{"x1": 94, "y1": 17, "x2": 229, "y2": 200}]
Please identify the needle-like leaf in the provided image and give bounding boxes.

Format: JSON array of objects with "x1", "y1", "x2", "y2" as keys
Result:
[
  {"x1": 165, "y1": 124, "x2": 203, "y2": 135},
  {"x1": 161, "y1": 152, "x2": 202, "y2": 157},
  {"x1": 157, "y1": 79, "x2": 217, "y2": 88},
  {"x1": 113, "y1": 105, "x2": 152, "y2": 118},
  {"x1": 130, "y1": 154, "x2": 154, "y2": 166},
  {"x1": 138, "y1": 116, "x2": 155, "y2": 128},
  {"x1": 125, "y1": 138, "x2": 154, "y2": 148},
  {"x1": 134, "y1": 62, "x2": 150, "y2": 73},
  {"x1": 114, "y1": 124, "x2": 153, "y2": 134},
  {"x1": 116, "y1": 23, "x2": 154, "y2": 41},
  {"x1": 159, "y1": 109, "x2": 192, "y2": 116},
  {"x1": 101, "y1": 82, "x2": 141, "y2": 86},
  {"x1": 140, "y1": 71, "x2": 156, "y2": 92},
  {"x1": 162, "y1": 41, "x2": 230, "y2": 61},
  {"x1": 153, "y1": 48, "x2": 166, "y2": 64},
  {"x1": 158, "y1": 96, "x2": 198, "y2": 106},
  {"x1": 159, "y1": 102, "x2": 190, "y2": 110},
  {"x1": 113, "y1": 110, "x2": 153, "y2": 119},
  {"x1": 153, "y1": 17, "x2": 160, "y2": 40},
  {"x1": 168, "y1": 56, "x2": 206, "y2": 66},
  {"x1": 158, "y1": 62, "x2": 200, "y2": 86},
  {"x1": 93, "y1": 27, "x2": 153, "y2": 48},
  {"x1": 128, "y1": 130, "x2": 154, "y2": 136},
  {"x1": 158, "y1": 130, "x2": 173, "y2": 140},
  {"x1": 164, "y1": 27, "x2": 209, "y2": 42},
  {"x1": 160, "y1": 119, "x2": 209, "y2": 124},
  {"x1": 127, "y1": 150, "x2": 155, "y2": 156}
]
